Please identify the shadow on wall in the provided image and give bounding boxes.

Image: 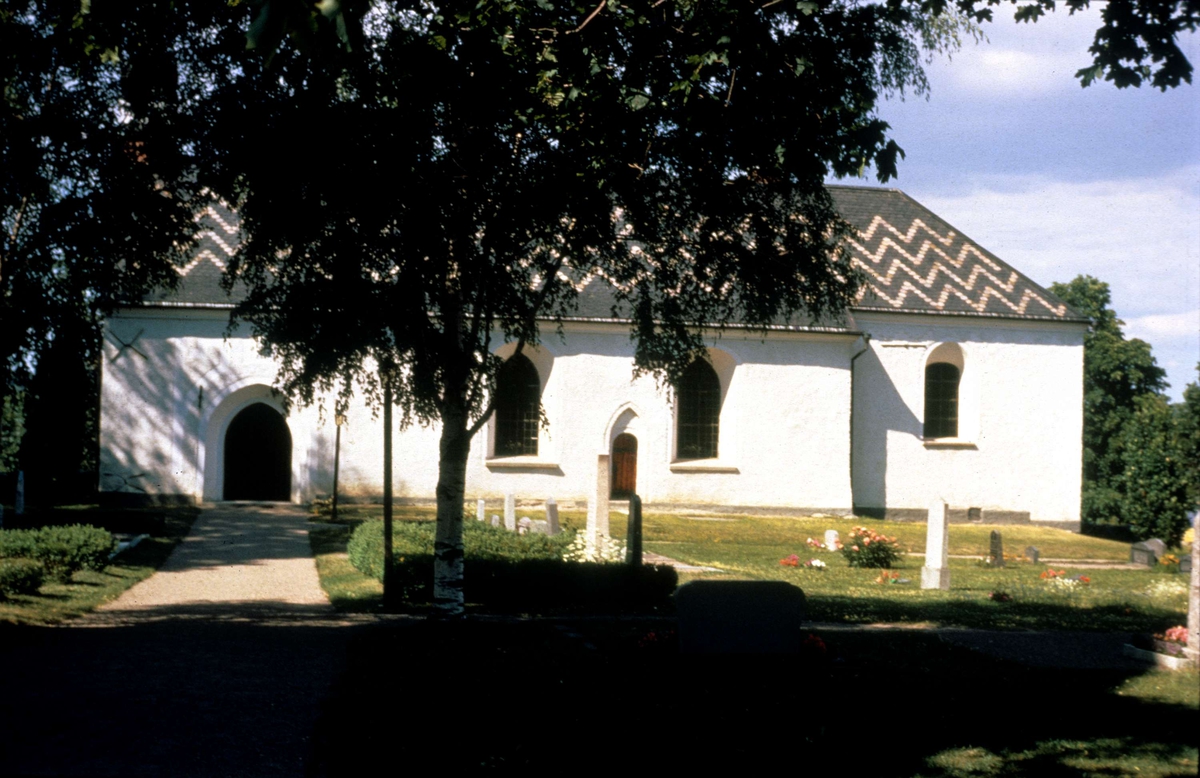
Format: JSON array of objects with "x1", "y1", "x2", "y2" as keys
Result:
[{"x1": 852, "y1": 347, "x2": 919, "y2": 517}]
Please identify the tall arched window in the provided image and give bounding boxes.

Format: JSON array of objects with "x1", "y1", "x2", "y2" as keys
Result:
[
  {"x1": 494, "y1": 354, "x2": 541, "y2": 456},
  {"x1": 924, "y1": 362, "x2": 961, "y2": 438},
  {"x1": 676, "y1": 359, "x2": 721, "y2": 460}
]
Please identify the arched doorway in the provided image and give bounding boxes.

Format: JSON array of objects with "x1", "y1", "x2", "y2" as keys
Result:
[
  {"x1": 224, "y1": 403, "x2": 292, "y2": 501},
  {"x1": 611, "y1": 433, "x2": 637, "y2": 499}
]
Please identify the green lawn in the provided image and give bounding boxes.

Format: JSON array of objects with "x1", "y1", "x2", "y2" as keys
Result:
[
  {"x1": 307, "y1": 503, "x2": 1189, "y2": 632},
  {"x1": 0, "y1": 506, "x2": 201, "y2": 625}
]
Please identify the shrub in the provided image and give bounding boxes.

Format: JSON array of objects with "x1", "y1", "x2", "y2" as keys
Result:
[
  {"x1": 0, "y1": 558, "x2": 45, "y2": 598},
  {"x1": 346, "y1": 518, "x2": 676, "y2": 610},
  {"x1": 0, "y1": 525, "x2": 115, "y2": 582},
  {"x1": 348, "y1": 518, "x2": 573, "y2": 580},
  {"x1": 840, "y1": 526, "x2": 902, "y2": 568}
]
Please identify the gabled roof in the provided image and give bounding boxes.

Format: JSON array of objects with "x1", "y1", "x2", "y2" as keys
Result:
[{"x1": 144, "y1": 186, "x2": 1085, "y2": 323}]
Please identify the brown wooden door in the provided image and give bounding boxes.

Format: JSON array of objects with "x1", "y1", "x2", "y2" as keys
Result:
[{"x1": 611, "y1": 433, "x2": 637, "y2": 499}]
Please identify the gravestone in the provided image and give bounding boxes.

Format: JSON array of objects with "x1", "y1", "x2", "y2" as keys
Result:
[
  {"x1": 504, "y1": 493, "x2": 516, "y2": 531},
  {"x1": 989, "y1": 530, "x2": 1005, "y2": 567},
  {"x1": 1130, "y1": 539, "x2": 1167, "y2": 566},
  {"x1": 14, "y1": 470, "x2": 24, "y2": 516},
  {"x1": 526, "y1": 520, "x2": 551, "y2": 535},
  {"x1": 545, "y1": 498, "x2": 561, "y2": 536},
  {"x1": 625, "y1": 495, "x2": 643, "y2": 566},
  {"x1": 824, "y1": 529, "x2": 840, "y2": 550},
  {"x1": 1181, "y1": 556, "x2": 1193, "y2": 574},
  {"x1": 490, "y1": 515, "x2": 501, "y2": 527},
  {"x1": 517, "y1": 517, "x2": 532, "y2": 535},
  {"x1": 921, "y1": 500, "x2": 950, "y2": 590},
  {"x1": 0, "y1": 503, "x2": 4, "y2": 529},
  {"x1": 586, "y1": 454, "x2": 611, "y2": 546},
  {"x1": 476, "y1": 499, "x2": 486, "y2": 522},
  {"x1": 675, "y1": 580, "x2": 807, "y2": 654},
  {"x1": 1025, "y1": 546, "x2": 1040, "y2": 564}
]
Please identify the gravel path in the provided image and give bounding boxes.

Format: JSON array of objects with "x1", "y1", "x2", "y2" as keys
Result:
[{"x1": 0, "y1": 503, "x2": 365, "y2": 777}]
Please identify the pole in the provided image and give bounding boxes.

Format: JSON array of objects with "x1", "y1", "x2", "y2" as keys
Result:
[
  {"x1": 332, "y1": 416, "x2": 342, "y2": 521},
  {"x1": 383, "y1": 377, "x2": 395, "y2": 609}
]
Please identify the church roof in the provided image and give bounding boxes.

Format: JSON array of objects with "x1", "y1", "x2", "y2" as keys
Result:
[{"x1": 144, "y1": 186, "x2": 1085, "y2": 323}]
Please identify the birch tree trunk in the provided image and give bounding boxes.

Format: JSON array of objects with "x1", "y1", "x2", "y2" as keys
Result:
[
  {"x1": 433, "y1": 397, "x2": 469, "y2": 614},
  {"x1": 1186, "y1": 522, "x2": 1199, "y2": 668}
]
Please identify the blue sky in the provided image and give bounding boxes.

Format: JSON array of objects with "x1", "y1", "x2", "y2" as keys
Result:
[{"x1": 847, "y1": 6, "x2": 1199, "y2": 402}]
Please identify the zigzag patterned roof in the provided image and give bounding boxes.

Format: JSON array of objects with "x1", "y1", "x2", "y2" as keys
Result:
[
  {"x1": 829, "y1": 186, "x2": 1083, "y2": 321},
  {"x1": 148, "y1": 187, "x2": 1084, "y2": 323}
]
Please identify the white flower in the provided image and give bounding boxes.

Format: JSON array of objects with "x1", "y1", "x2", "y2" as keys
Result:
[{"x1": 561, "y1": 532, "x2": 627, "y2": 564}]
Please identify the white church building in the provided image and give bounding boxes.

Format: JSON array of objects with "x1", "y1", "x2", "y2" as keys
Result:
[{"x1": 98, "y1": 185, "x2": 1087, "y2": 529}]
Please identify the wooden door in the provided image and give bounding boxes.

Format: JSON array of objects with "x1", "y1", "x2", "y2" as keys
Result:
[{"x1": 611, "y1": 433, "x2": 637, "y2": 499}]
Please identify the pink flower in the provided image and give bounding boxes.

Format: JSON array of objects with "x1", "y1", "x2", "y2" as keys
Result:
[{"x1": 851, "y1": 545, "x2": 859, "y2": 552}]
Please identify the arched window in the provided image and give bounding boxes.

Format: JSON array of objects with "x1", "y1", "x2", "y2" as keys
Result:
[
  {"x1": 676, "y1": 359, "x2": 721, "y2": 460},
  {"x1": 494, "y1": 354, "x2": 541, "y2": 456},
  {"x1": 924, "y1": 362, "x2": 961, "y2": 439}
]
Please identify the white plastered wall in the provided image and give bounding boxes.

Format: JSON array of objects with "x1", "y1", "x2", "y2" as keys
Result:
[
  {"x1": 100, "y1": 309, "x2": 859, "y2": 510},
  {"x1": 850, "y1": 311, "x2": 1086, "y2": 523}
]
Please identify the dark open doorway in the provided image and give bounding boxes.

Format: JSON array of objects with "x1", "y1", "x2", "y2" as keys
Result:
[
  {"x1": 611, "y1": 433, "x2": 637, "y2": 499},
  {"x1": 224, "y1": 403, "x2": 292, "y2": 501}
]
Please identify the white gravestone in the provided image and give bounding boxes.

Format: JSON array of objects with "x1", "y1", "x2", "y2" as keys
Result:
[
  {"x1": 824, "y1": 529, "x2": 840, "y2": 550},
  {"x1": 490, "y1": 515, "x2": 501, "y2": 527},
  {"x1": 545, "y1": 498, "x2": 561, "y2": 536},
  {"x1": 518, "y1": 517, "x2": 533, "y2": 535},
  {"x1": 476, "y1": 499, "x2": 486, "y2": 522},
  {"x1": 586, "y1": 454, "x2": 611, "y2": 546},
  {"x1": 504, "y1": 493, "x2": 516, "y2": 531},
  {"x1": 921, "y1": 500, "x2": 951, "y2": 590}
]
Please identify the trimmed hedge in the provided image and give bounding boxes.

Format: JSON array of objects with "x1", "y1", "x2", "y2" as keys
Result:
[
  {"x1": 347, "y1": 519, "x2": 677, "y2": 610},
  {"x1": 348, "y1": 519, "x2": 573, "y2": 580},
  {"x1": 0, "y1": 525, "x2": 115, "y2": 582},
  {"x1": 0, "y1": 558, "x2": 45, "y2": 598}
]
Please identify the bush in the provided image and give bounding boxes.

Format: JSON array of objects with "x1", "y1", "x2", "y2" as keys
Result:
[
  {"x1": 0, "y1": 558, "x2": 45, "y2": 598},
  {"x1": 347, "y1": 518, "x2": 572, "y2": 580},
  {"x1": 840, "y1": 526, "x2": 902, "y2": 568},
  {"x1": 0, "y1": 524, "x2": 115, "y2": 582},
  {"x1": 346, "y1": 519, "x2": 676, "y2": 610}
]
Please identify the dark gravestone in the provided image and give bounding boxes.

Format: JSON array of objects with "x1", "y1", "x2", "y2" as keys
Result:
[
  {"x1": 989, "y1": 530, "x2": 1005, "y2": 567},
  {"x1": 1180, "y1": 555, "x2": 1192, "y2": 573},
  {"x1": 1025, "y1": 546, "x2": 1040, "y2": 564},
  {"x1": 675, "y1": 580, "x2": 807, "y2": 654},
  {"x1": 967, "y1": 507, "x2": 982, "y2": 522},
  {"x1": 1130, "y1": 539, "x2": 1167, "y2": 566},
  {"x1": 625, "y1": 494, "x2": 643, "y2": 566}
]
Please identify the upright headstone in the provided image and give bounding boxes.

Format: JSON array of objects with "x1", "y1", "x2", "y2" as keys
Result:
[
  {"x1": 491, "y1": 514, "x2": 501, "y2": 527},
  {"x1": 1186, "y1": 523, "x2": 1199, "y2": 668},
  {"x1": 504, "y1": 493, "x2": 516, "y2": 531},
  {"x1": 1130, "y1": 539, "x2": 1167, "y2": 566},
  {"x1": 14, "y1": 470, "x2": 24, "y2": 516},
  {"x1": 545, "y1": 498, "x2": 561, "y2": 536},
  {"x1": 476, "y1": 498, "x2": 486, "y2": 522},
  {"x1": 517, "y1": 517, "x2": 533, "y2": 535},
  {"x1": 586, "y1": 454, "x2": 611, "y2": 545},
  {"x1": 626, "y1": 494, "x2": 643, "y2": 566},
  {"x1": 675, "y1": 580, "x2": 807, "y2": 654},
  {"x1": 989, "y1": 530, "x2": 1005, "y2": 567},
  {"x1": 921, "y1": 500, "x2": 950, "y2": 590},
  {"x1": 1025, "y1": 546, "x2": 1040, "y2": 564},
  {"x1": 0, "y1": 503, "x2": 4, "y2": 528},
  {"x1": 824, "y1": 529, "x2": 840, "y2": 550}
]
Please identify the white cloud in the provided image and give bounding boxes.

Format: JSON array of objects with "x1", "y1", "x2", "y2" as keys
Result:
[{"x1": 910, "y1": 166, "x2": 1200, "y2": 401}]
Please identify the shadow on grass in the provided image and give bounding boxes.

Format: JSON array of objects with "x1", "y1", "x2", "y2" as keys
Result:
[
  {"x1": 810, "y1": 593, "x2": 1181, "y2": 633},
  {"x1": 309, "y1": 622, "x2": 1197, "y2": 777}
]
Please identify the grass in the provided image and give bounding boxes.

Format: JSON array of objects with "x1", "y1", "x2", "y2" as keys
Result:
[
  {"x1": 307, "y1": 503, "x2": 1187, "y2": 631},
  {"x1": 0, "y1": 506, "x2": 201, "y2": 625}
]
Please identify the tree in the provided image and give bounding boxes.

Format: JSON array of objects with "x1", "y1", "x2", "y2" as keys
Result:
[
  {"x1": 1, "y1": 1, "x2": 202, "y2": 492},
  {"x1": 1111, "y1": 393, "x2": 1191, "y2": 546},
  {"x1": 198, "y1": 0, "x2": 986, "y2": 613},
  {"x1": 1049, "y1": 276, "x2": 1168, "y2": 526}
]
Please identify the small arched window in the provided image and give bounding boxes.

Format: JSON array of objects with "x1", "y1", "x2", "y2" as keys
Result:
[
  {"x1": 676, "y1": 359, "x2": 721, "y2": 460},
  {"x1": 924, "y1": 362, "x2": 961, "y2": 439},
  {"x1": 494, "y1": 354, "x2": 541, "y2": 456}
]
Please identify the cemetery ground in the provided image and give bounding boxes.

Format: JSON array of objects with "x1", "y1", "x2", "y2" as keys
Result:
[{"x1": 307, "y1": 504, "x2": 1197, "y2": 777}]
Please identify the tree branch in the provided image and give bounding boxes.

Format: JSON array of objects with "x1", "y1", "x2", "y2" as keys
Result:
[{"x1": 569, "y1": 0, "x2": 607, "y2": 34}]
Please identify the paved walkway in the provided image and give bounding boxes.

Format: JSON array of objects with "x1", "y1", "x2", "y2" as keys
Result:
[
  {"x1": 0, "y1": 503, "x2": 363, "y2": 777},
  {"x1": 84, "y1": 502, "x2": 334, "y2": 625}
]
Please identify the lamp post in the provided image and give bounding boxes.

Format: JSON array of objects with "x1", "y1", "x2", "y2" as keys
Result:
[{"x1": 332, "y1": 414, "x2": 345, "y2": 521}]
